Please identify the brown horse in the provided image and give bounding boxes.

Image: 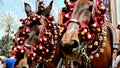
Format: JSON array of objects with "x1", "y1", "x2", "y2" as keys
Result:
[
  {"x1": 12, "y1": 1, "x2": 62, "y2": 68},
  {"x1": 59, "y1": 0, "x2": 119, "y2": 68}
]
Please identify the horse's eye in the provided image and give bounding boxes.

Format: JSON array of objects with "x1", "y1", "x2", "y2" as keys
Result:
[
  {"x1": 37, "y1": 22, "x2": 42, "y2": 25},
  {"x1": 88, "y1": 5, "x2": 93, "y2": 12},
  {"x1": 22, "y1": 66, "x2": 27, "y2": 68}
]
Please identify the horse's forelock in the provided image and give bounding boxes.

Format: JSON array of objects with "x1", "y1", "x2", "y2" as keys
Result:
[{"x1": 72, "y1": 0, "x2": 93, "y2": 20}]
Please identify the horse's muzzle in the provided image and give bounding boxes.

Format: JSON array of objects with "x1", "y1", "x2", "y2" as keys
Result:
[{"x1": 61, "y1": 40, "x2": 79, "y2": 54}]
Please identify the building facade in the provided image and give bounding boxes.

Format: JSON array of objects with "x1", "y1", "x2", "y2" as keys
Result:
[{"x1": 104, "y1": 0, "x2": 120, "y2": 26}]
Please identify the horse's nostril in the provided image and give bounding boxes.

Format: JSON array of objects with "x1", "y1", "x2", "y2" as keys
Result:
[
  {"x1": 60, "y1": 40, "x2": 79, "y2": 54},
  {"x1": 60, "y1": 42, "x2": 72, "y2": 54},
  {"x1": 70, "y1": 40, "x2": 79, "y2": 48}
]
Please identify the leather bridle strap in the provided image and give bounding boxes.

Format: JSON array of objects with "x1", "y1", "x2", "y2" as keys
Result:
[{"x1": 69, "y1": 19, "x2": 81, "y2": 27}]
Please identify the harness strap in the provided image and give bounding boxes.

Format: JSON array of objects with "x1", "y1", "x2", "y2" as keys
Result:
[
  {"x1": 104, "y1": 22, "x2": 120, "y2": 49},
  {"x1": 69, "y1": 19, "x2": 81, "y2": 26}
]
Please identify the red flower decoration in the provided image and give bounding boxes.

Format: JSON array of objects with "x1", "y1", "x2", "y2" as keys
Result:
[
  {"x1": 48, "y1": 15, "x2": 54, "y2": 21},
  {"x1": 17, "y1": 37, "x2": 25, "y2": 45}
]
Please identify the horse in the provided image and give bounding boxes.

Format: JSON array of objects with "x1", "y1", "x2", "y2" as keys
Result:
[
  {"x1": 12, "y1": 1, "x2": 62, "y2": 68},
  {"x1": 59, "y1": 0, "x2": 119, "y2": 68}
]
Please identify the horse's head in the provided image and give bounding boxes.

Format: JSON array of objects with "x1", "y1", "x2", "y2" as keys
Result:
[
  {"x1": 60, "y1": 0, "x2": 112, "y2": 67},
  {"x1": 14, "y1": 1, "x2": 53, "y2": 68},
  {"x1": 61, "y1": 0, "x2": 93, "y2": 60}
]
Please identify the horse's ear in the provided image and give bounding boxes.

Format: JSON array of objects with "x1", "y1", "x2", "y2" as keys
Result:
[
  {"x1": 24, "y1": 3, "x2": 33, "y2": 17},
  {"x1": 37, "y1": 0, "x2": 53, "y2": 16}
]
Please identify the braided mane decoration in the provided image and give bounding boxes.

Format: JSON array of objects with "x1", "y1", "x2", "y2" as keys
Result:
[{"x1": 11, "y1": 0, "x2": 62, "y2": 63}]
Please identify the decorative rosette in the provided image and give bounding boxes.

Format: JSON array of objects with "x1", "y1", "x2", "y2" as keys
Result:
[
  {"x1": 38, "y1": 0, "x2": 45, "y2": 11},
  {"x1": 59, "y1": 0, "x2": 78, "y2": 36},
  {"x1": 62, "y1": 0, "x2": 78, "y2": 24}
]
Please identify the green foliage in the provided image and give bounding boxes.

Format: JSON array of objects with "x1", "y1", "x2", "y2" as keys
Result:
[{"x1": 0, "y1": 34, "x2": 14, "y2": 56}]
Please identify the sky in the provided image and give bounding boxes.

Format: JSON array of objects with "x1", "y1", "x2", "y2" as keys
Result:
[{"x1": 0, "y1": 0, "x2": 65, "y2": 39}]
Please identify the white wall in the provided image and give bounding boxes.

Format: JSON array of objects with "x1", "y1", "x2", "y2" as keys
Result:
[{"x1": 116, "y1": 0, "x2": 120, "y2": 24}]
